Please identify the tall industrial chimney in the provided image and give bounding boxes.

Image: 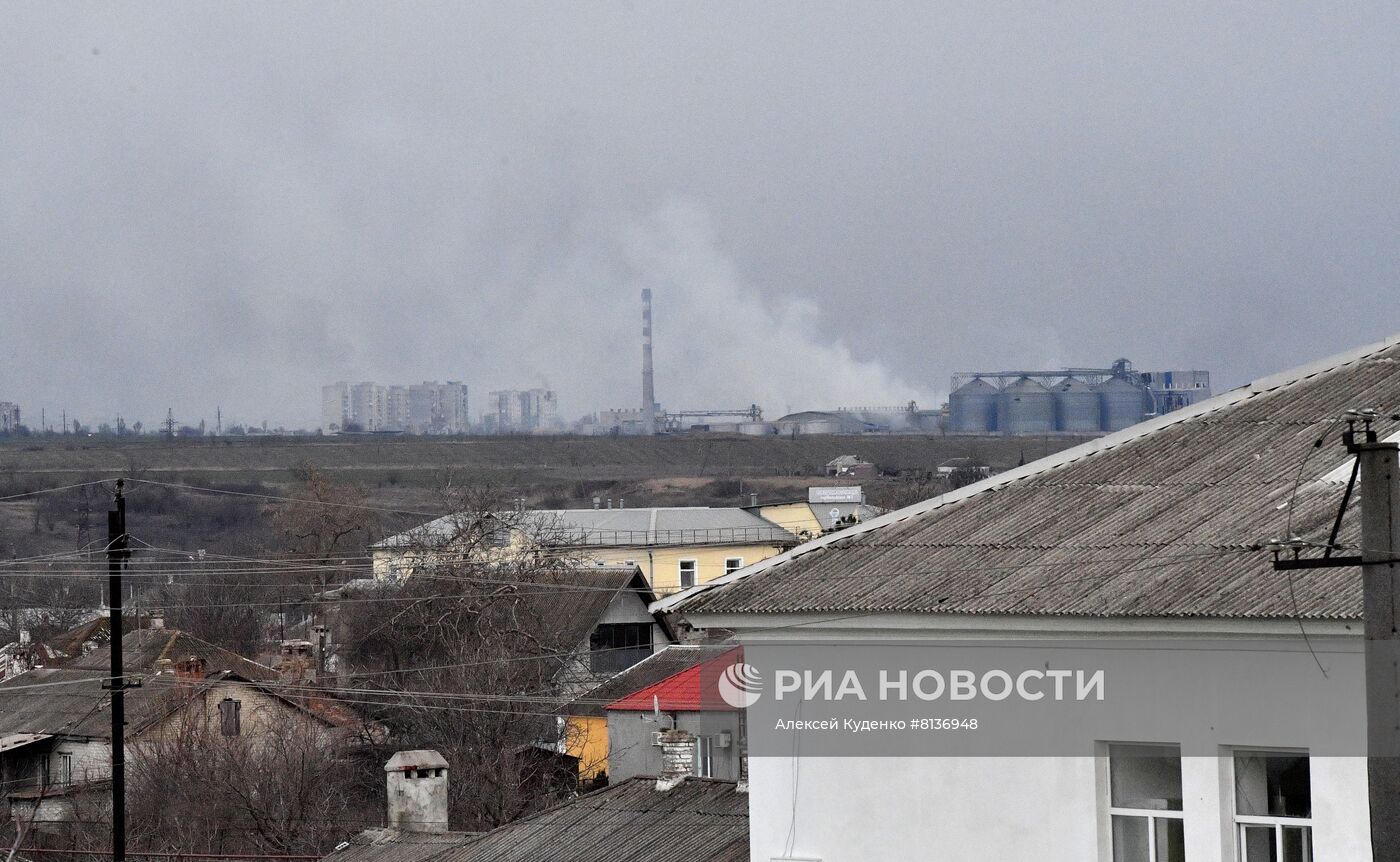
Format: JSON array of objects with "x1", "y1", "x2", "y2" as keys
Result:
[{"x1": 641, "y1": 289, "x2": 656, "y2": 435}]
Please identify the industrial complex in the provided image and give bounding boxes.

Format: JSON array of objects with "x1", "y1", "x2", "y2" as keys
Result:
[{"x1": 947, "y1": 359, "x2": 1211, "y2": 435}]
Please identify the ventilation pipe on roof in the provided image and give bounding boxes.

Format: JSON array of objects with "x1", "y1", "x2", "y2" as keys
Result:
[
  {"x1": 385, "y1": 750, "x2": 449, "y2": 833},
  {"x1": 607, "y1": 498, "x2": 613, "y2": 509},
  {"x1": 619, "y1": 498, "x2": 624, "y2": 509},
  {"x1": 593, "y1": 496, "x2": 601, "y2": 510},
  {"x1": 750, "y1": 493, "x2": 759, "y2": 507}
]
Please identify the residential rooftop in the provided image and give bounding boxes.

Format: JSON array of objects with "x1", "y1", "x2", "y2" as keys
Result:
[
  {"x1": 566, "y1": 643, "x2": 737, "y2": 718},
  {"x1": 429, "y1": 777, "x2": 747, "y2": 862},
  {"x1": 376, "y1": 507, "x2": 797, "y2": 550},
  {"x1": 663, "y1": 332, "x2": 1400, "y2": 620}
]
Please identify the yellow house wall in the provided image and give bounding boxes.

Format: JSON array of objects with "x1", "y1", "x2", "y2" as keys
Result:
[
  {"x1": 565, "y1": 714, "x2": 609, "y2": 779},
  {"x1": 374, "y1": 539, "x2": 789, "y2": 594},
  {"x1": 588, "y1": 543, "x2": 787, "y2": 594},
  {"x1": 757, "y1": 502, "x2": 823, "y2": 542}
]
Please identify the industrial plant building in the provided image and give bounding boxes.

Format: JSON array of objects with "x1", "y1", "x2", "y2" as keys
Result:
[
  {"x1": 947, "y1": 359, "x2": 1210, "y2": 436},
  {"x1": 321, "y1": 381, "x2": 469, "y2": 434}
]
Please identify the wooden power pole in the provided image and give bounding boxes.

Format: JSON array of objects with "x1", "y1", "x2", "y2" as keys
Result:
[{"x1": 1358, "y1": 428, "x2": 1400, "y2": 860}]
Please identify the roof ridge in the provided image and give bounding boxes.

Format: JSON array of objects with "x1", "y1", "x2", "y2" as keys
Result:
[{"x1": 653, "y1": 330, "x2": 1400, "y2": 614}]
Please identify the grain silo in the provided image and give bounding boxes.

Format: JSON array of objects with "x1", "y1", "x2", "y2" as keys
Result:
[
  {"x1": 1098, "y1": 375, "x2": 1148, "y2": 432},
  {"x1": 1052, "y1": 377, "x2": 1100, "y2": 433},
  {"x1": 948, "y1": 377, "x2": 999, "y2": 434},
  {"x1": 999, "y1": 376, "x2": 1054, "y2": 436}
]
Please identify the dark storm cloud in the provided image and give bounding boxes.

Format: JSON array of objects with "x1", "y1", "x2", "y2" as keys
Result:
[{"x1": 2, "y1": 3, "x2": 1397, "y2": 428}]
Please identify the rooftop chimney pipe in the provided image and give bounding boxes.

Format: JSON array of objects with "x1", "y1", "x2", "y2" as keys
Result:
[
  {"x1": 655, "y1": 728, "x2": 695, "y2": 792},
  {"x1": 385, "y1": 750, "x2": 449, "y2": 834}
]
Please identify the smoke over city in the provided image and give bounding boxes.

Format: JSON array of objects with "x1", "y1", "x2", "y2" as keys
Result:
[{"x1": 2, "y1": 3, "x2": 1397, "y2": 428}]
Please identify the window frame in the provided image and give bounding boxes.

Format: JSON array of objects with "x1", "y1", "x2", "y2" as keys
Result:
[
  {"x1": 589, "y1": 622, "x2": 654, "y2": 673},
  {"x1": 56, "y1": 752, "x2": 73, "y2": 786},
  {"x1": 724, "y1": 557, "x2": 744, "y2": 575},
  {"x1": 677, "y1": 558, "x2": 698, "y2": 589},
  {"x1": 1229, "y1": 748, "x2": 1313, "y2": 862},
  {"x1": 219, "y1": 697, "x2": 242, "y2": 737},
  {"x1": 693, "y1": 735, "x2": 713, "y2": 778},
  {"x1": 1102, "y1": 742, "x2": 1186, "y2": 862}
]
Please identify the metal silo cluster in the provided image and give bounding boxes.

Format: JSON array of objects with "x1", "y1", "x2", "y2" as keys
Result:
[{"x1": 948, "y1": 373, "x2": 1149, "y2": 435}]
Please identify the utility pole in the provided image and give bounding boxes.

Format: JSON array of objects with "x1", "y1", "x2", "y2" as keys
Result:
[
  {"x1": 1358, "y1": 426, "x2": 1400, "y2": 860},
  {"x1": 1271, "y1": 412, "x2": 1400, "y2": 860},
  {"x1": 105, "y1": 480, "x2": 130, "y2": 862}
]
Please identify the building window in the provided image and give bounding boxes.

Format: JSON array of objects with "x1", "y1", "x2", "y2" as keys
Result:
[
  {"x1": 56, "y1": 753, "x2": 73, "y2": 786},
  {"x1": 589, "y1": 623, "x2": 653, "y2": 673},
  {"x1": 678, "y1": 559, "x2": 698, "y2": 589},
  {"x1": 693, "y1": 736, "x2": 713, "y2": 778},
  {"x1": 1106, "y1": 743, "x2": 1185, "y2": 862},
  {"x1": 219, "y1": 697, "x2": 242, "y2": 736},
  {"x1": 724, "y1": 557, "x2": 744, "y2": 575},
  {"x1": 1233, "y1": 750, "x2": 1312, "y2": 862}
]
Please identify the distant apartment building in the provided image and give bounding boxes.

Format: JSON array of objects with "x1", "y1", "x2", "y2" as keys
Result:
[
  {"x1": 0, "y1": 403, "x2": 19, "y2": 434},
  {"x1": 483, "y1": 388, "x2": 558, "y2": 434},
  {"x1": 321, "y1": 381, "x2": 468, "y2": 434}
]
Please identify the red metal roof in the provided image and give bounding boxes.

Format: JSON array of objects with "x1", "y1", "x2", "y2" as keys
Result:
[{"x1": 605, "y1": 647, "x2": 741, "y2": 712}]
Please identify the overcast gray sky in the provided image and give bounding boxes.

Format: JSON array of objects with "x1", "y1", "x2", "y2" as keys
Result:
[{"x1": 3, "y1": 3, "x2": 1398, "y2": 429}]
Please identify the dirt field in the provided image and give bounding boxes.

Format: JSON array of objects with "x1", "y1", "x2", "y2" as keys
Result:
[
  {"x1": 0, "y1": 432, "x2": 1084, "y2": 485},
  {"x1": 0, "y1": 432, "x2": 1090, "y2": 561}
]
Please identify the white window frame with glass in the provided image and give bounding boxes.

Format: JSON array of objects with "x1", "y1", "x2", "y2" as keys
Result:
[
  {"x1": 724, "y1": 557, "x2": 744, "y2": 575},
  {"x1": 693, "y1": 735, "x2": 713, "y2": 778},
  {"x1": 678, "y1": 558, "x2": 698, "y2": 589},
  {"x1": 1231, "y1": 749, "x2": 1312, "y2": 862},
  {"x1": 1103, "y1": 742, "x2": 1185, "y2": 862},
  {"x1": 56, "y1": 752, "x2": 73, "y2": 786}
]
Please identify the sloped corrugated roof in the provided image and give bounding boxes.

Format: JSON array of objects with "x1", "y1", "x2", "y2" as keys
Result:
[
  {"x1": 567, "y1": 644, "x2": 737, "y2": 718},
  {"x1": 427, "y1": 778, "x2": 748, "y2": 862},
  {"x1": 324, "y1": 829, "x2": 479, "y2": 862},
  {"x1": 71, "y1": 629, "x2": 279, "y2": 681},
  {"x1": 604, "y1": 647, "x2": 741, "y2": 713},
  {"x1": 667, "y1": 334, "x2": 1400, "y2": 620},
  {"x1": 377, "y1": 508, "x2": 795, "y2": 550}
]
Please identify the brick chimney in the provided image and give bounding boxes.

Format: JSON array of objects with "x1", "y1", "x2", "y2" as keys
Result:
[
  {"x1": 384, "y1": 750, "x2": 449, "y2": 833},
  {"x1": 277, "y1": 640, "x2": 316, "y2": 684},
  {"x1": 655, "y1": 728, "x2": 695, "y2": 792},
  {"x1": 174, "y1": 656, "x2": 206, "y2": 681}
]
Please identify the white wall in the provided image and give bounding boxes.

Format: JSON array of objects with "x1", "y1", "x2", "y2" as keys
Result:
[
  {"x1": 710, "y1": 614, "x2": 1374, "y2": 862},
  {"x1": 749, "y1": 754, "x2": 1369, "y2": 862}
]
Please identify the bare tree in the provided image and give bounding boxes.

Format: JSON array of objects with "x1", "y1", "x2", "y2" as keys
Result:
[{"x1": 63, "y1": 708, "x2": 376, "y2": 857}]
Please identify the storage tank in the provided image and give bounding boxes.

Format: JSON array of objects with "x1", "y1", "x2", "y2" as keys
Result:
[
  {"x1": 948, "y1": 378, "x2": 999, "y2": 434},
  {"x1": 1052, "y1": 377, "x2": 1100, "y2": 433},
  {"x1": 999, "y1": 377, "x2": 1054, "y2": 436},
  {"x1": 1098, "y1": 376, "x2": 1149, "y2": 432},
  {"x1": 738, "y1": 422, "x2": 776, "y2": 436}
]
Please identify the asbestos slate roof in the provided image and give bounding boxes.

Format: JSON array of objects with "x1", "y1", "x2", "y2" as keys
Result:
[
  {"x1": 324, "y1": 830, "x2": 479, "y2": 862},
  {"x1": 670, "y1": 334, "x2": 1400, "y2": 620},
  {"x1": 378, "y1": 508, "x2": 795, "y2": 550},
  {"x1": 427, "y1": 778, "x2": 748, "y2": 862},
  {"x1": 71, "y1": 629, "x2": 280, "y2": 681}
]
